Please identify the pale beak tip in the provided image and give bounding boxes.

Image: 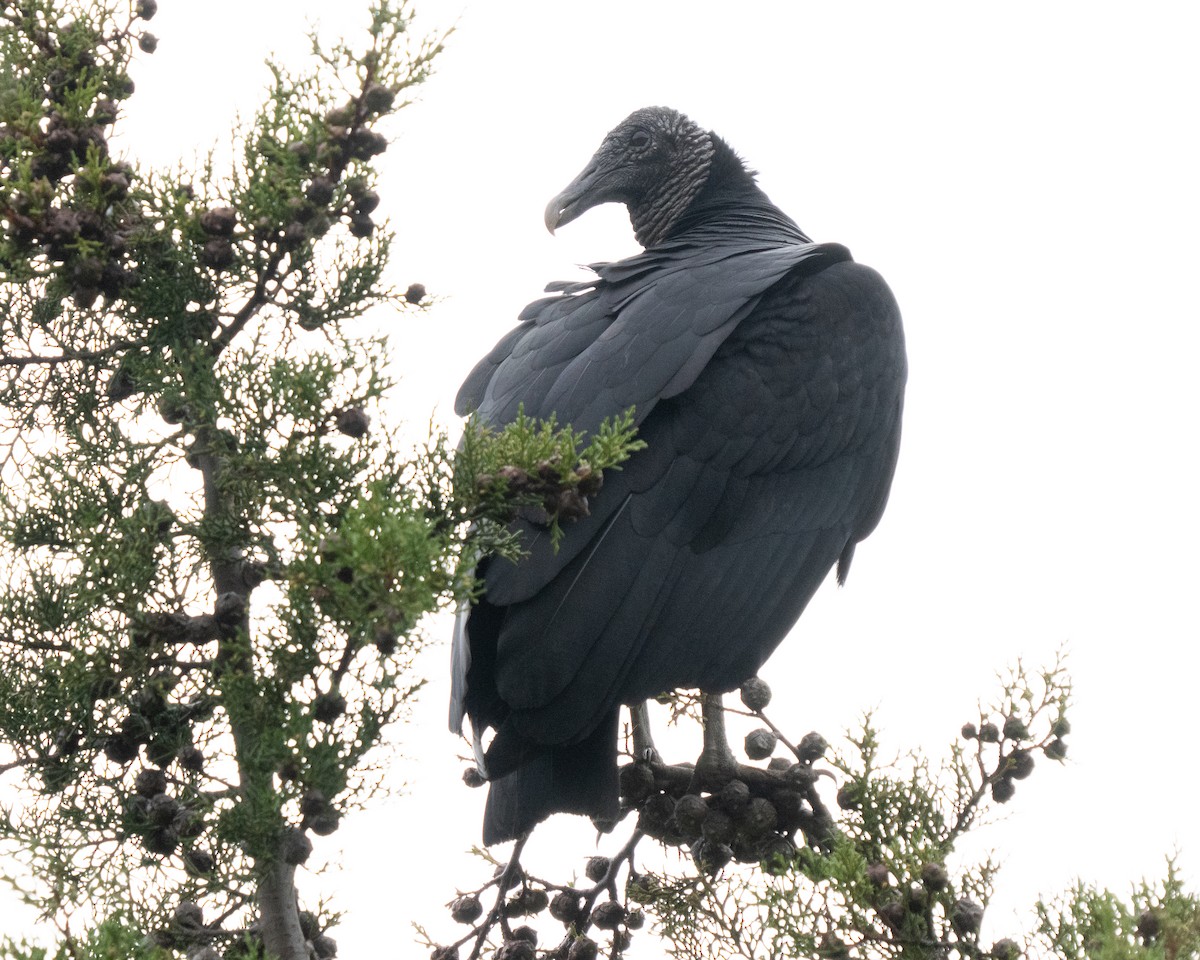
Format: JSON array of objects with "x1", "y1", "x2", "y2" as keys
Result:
[{"x1": 543, "y1": 199, "x2": 563, "y2": 235}]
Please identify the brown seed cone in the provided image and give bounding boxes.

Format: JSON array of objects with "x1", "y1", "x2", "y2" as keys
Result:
[
  {"x1": 281, "y1": 221, "x2": 307, "y2": 249},
  {"x1": 951, "y1": 897, "x2": 984, "y2": 938},
  {"x1": 134, "y1": 767, "x2": 168, "y2": 798},
  {"x1": 739, "y1": 677, "x2": 772, "y2": 711},
  {"x1": 692, "y1": 838, "x2": 733, "y2": 874},
  {"x1": 449, "y1": 895, "x2": 482, "y2": 924},
  {"x1": 673, "y1": 793, "x2": 709, "y2": 835},
  {"x1": 556, "y1": 487, "x2": 590, "y2": 520},
  {"x1": 991, "y1": 938, "x2": 1022, "y2": 960},
  {"x1": 770, "y1": 788, "x2": 807, "y2": 831},
  {"x1": 510, "y1": 925, "x2": 537, "y2": 945},
  {"x1": 199, "y1": 207, "x2": 236, "y2": 236},
  {"x1": 797, "y1": 731, "x2": 828, "y2": 763},
  {"x1": 462, "y1": 766, "x2": 485, "y2": 788},
  {"x1": 585, "y1": 855, "x2": 610, "y2": 883},
  {"x1": 567, "y1": 938, "x2": 598, "y2": 960},
  {"x1": 618, "y1": 761, "x2": 654, "y2": 803},
  {"x1": 281, "y1": 826, "x2": 313, "y2": 865},
  {"x1": 183, "y1": 848, "x2": 214, "y2": 876},
  {"x1": 357, "y1": 191, "x2": 383, "y2": 216},
  {"x1": 348, "y1": 128, "x2": 388, "y2": 159},
  {"x1": 589, "y1": 900, "x2": 625, "y2": 931},
  {"x1": 348, "y1": 212, "x2": 375, "y2": 238},
  {"x1": 878, "y1": 900, "x2": 905, "y2": 931},
  {"x1": 549, "y1": 891, "x2": 582, "y2": 925},
  {"x1": 172, "y1": 900, "x2": 203, "y2": 928},
  {"x1": 104, "y1": 733, "x2": 139, "y2": 765},
  {"x1": 1007, "y1": 749, "x2": 1035, "y2": 780},
  {"x1": 1044, "y1": 738, "x2": 1068, "y2": 760},
  {"x1": 199, "y1": 239, "x2": 235, "y2": 270},
  {"x1": 716, "y1": 779, "x2": 750, "y2": 815},
  {"x1": 144, "y1": 825, "x2": 179, "y2": 856},
  {"x1": 306, "y1": 176, "x2": 336, "y2": 205},
  {"x1": 335, "y1": 407, "x2": 370, "y2": 438},
  {"x1": 636, "y1": 792, "x2": 675, "y2": 840},
  {"x1": 101, "y1": 170, "x2": 130, "y2": 199},
  {"x1": 312, "y1": 691, "x2": 348, "y2": 723},
  {"x1": 744, "y1": 728, "x2": 777, "y2": 760},
  {"x1": 300, "y1": 788, "x2": 328, "y2": 818},
  {"x1": 147, "y1": 793, "x2": 180, "y2": 826},
  {"x1": 920, "y1": 861, "x2": 949, "y2": 891},
  {"x1": 363, "y1": 83, "x2": 396, "y2": 113},
  {"x1": 737, "y1": 796, "x2": 778, "y2": 837}
]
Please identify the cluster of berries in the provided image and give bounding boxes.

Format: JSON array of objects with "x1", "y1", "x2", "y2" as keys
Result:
[
  {"x1": 0, "y1": 5, "x2": 156, "y2": 308},
  {"x1": 144, "y1": 900, "x2": 338, "y2": 960}
]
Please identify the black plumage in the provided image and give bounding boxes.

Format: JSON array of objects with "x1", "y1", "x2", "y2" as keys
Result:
[{"x1": 451, "y1": 107, "x2": 907, "y2": 845}]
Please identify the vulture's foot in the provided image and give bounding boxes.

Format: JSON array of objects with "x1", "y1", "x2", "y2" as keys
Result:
[
  {"x1": 690, "y1": 693, "x2": 738, "y2": 791},
  {"x1": 629, "y1": 701, "x2": 661, "y2": 764}
]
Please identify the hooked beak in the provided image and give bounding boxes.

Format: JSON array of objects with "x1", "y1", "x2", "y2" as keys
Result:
[{"x1": 543, "y1": 159, "x2": 615, "y2": 235}]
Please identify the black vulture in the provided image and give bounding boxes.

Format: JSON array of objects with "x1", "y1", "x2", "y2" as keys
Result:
[{"x1": 450, "y1": 106, "x2": 906, "y2": 845}]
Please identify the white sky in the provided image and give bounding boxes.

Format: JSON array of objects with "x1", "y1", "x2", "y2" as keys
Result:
[{"x1": 5, "y1": 1, "x2": 1200, "y2": 955}]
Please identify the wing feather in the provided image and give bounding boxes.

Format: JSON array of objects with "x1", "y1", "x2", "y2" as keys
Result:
[{"x1": 457, "y1": 239, "x2": 905, "y2": 794}]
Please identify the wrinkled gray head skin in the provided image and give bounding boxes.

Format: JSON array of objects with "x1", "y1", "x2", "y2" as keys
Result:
[{"x1": 544, "y1": 106, "x2": 716, "y2": 248}]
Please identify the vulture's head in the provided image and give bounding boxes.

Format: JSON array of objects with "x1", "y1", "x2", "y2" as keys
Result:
[{"x1": 544, "y1": 106, "x2": 717, "y2": 248}]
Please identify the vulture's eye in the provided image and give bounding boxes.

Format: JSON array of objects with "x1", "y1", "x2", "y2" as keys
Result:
[{"x1": 629, "y1": 130, "x2": 651, "y2": 150}]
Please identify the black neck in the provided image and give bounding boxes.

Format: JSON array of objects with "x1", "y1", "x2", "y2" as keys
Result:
[{"x1": 667, "y1": 135, "x2": 811, "y2": 243}]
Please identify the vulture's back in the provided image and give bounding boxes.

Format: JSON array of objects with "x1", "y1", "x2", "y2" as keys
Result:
[
  {"x1": 451, "y1": 105, "x2": 906, "y2": 845},
  {"x1": 454, "y1": 240, "x2": 905, "y2": 748}
]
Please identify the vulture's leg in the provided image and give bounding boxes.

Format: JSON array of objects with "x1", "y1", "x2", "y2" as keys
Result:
[
  {"x1": 630, "y1": 701, "x2": 660, "y2": 763},
  {"x1": 691, "y1": 693, "x2": 738, "y2": 791}
]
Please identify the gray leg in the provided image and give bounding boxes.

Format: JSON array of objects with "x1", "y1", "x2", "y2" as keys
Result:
[
  {"x1": 692, "y1": 693, "x2": 738, "y2": 790},
  {"x1": 630, "y1": 701, "x2": 660, "y2": 763}
]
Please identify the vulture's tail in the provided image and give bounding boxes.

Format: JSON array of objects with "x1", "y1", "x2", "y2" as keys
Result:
[{"x1": 482, "y1": 710, "x2": 620, "y2": 845}]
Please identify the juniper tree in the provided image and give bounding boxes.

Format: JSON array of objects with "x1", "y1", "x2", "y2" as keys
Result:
[
  {"x1": 4, "y1": 6, "x2": 1195, "y2": 960},
  {"x1": 0, "y1": 3, "x2": 641, "y2": 957},
  {"x1": 428, "y1": 658, "x2": 1079, "y2": 960},
  {"x1": 429, "y1": 652, "x2": 1200, "y2": 960}
]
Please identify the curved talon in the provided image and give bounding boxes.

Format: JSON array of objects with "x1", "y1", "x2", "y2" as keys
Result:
[{"x1": 629, "y1": 701, "x2": 661, "y2": 764}]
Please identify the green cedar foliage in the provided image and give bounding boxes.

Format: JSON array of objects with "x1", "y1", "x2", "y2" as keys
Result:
[
  {"x1": 1035, "y1": 858, "x2": 1200, "y2": 960},
  {"x1": 426, "y1": 659, "x2": 1081, "y2": 960},
  {"x1": 0, "y1": 913, "x2": 168, "y2": 960},
  {"x1": 0, "y1": 2, "x2": 642, "y2": 957},
  {"x1": 627, "y1": 661, "x2": 1074, "y2": 960}
]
